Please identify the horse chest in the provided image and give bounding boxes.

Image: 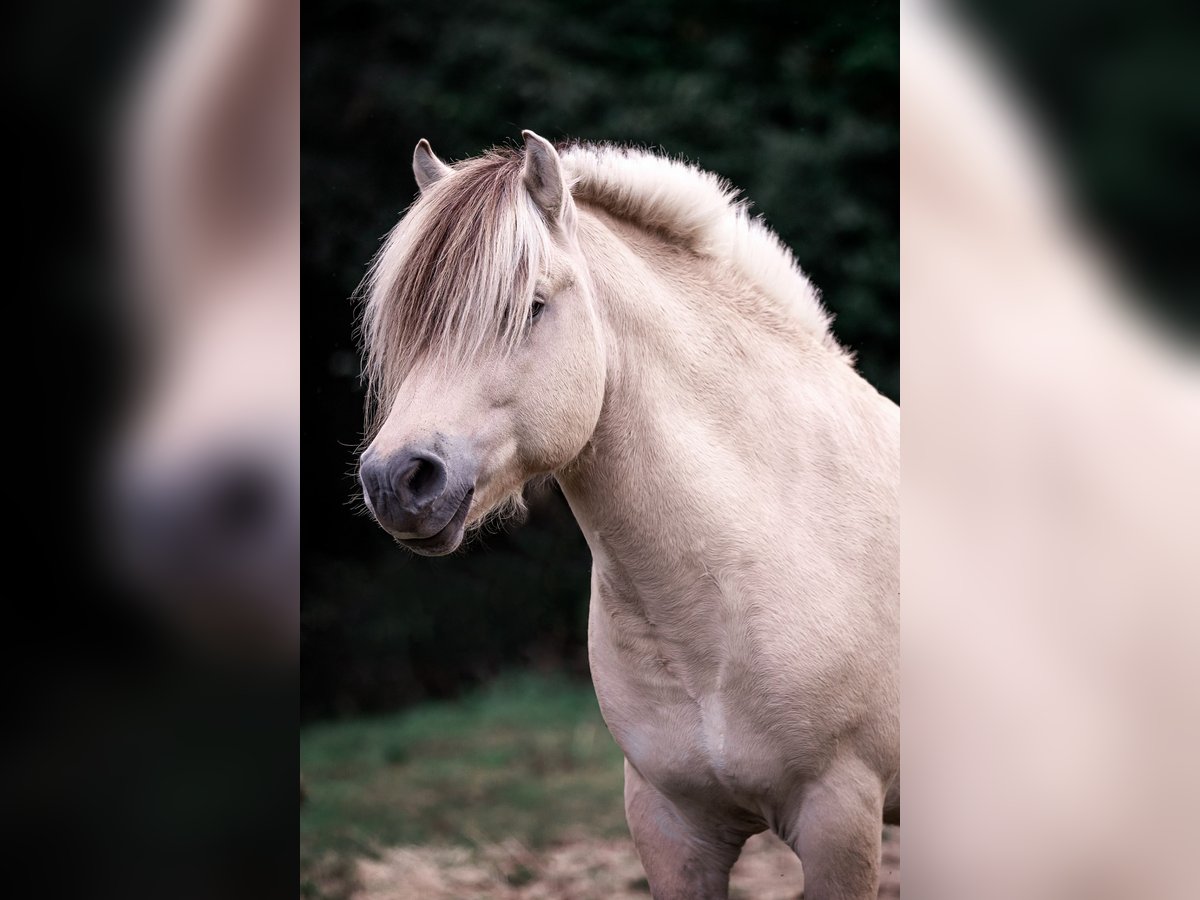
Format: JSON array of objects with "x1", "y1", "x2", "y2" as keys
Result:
[
  {"x1": 588, "y1": 594, "x2": 781, "y2": 807},
  {"x1": 604, "y1": 674, "x2": 782, "y2": 807}
]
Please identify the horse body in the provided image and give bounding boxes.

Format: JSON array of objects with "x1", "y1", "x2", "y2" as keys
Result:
[
  {"x1": 563, "y1": 205, "x2": 899, "y2": 896},
  {"x1": 359, "y1": 133, "x2": 898, "y2": 899}
]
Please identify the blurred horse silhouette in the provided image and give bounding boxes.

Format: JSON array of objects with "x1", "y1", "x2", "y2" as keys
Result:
[
  {"x1": 359, "y1": 132, "x2": 899, "y2": 899},
  {"x1": 110, "y1": 0, "x2": 298, "y2": 660}
]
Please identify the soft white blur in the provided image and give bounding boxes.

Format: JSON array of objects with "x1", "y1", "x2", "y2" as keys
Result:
[
  {"x1": 109, "y1": 0, "x2": 299, "y2": 662},
  {"x1": 903, "y1": 2, "x2": 1200, "y2": 897}
]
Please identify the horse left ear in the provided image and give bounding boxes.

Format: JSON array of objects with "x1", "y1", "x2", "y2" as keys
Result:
[
  {"x1": 521, "y1": 130, "x2": 569, "y2": 224},
  {"x1": 413, "y1": 139, "x2": 452, "y2": 193}
]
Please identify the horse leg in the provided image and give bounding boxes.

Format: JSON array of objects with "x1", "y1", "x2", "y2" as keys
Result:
[
  {"x1": 623, "y1": 759, "x2": 747, "y2": 900},
  {"x1": 786, "y1": 757, "x2": 885, "y2": 900}
]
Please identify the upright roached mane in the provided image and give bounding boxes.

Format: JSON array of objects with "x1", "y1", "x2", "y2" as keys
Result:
[{"x1": 359, "y1": 141, "x2": 842, "y2": 436}]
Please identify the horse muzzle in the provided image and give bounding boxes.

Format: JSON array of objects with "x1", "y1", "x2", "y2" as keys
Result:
[{"x1": 359, "y1": 442, "x2": 478, "y2": 555}]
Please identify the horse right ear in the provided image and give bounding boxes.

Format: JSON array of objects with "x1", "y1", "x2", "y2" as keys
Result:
[
  {"x1": 521, "y1": 130, "x2": 570, "y2": 226},
  {"x1": 413, "y1": 139, "x2": 452, "y2": 193}
]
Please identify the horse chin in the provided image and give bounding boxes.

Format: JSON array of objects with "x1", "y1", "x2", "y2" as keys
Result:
[{"x1": 396, "y1": 527, "x2": 465, "y2": 557}]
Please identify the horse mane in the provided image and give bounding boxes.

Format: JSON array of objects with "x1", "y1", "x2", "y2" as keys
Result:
[
  {"x1": 561, "y1": 142, "x2": 837, "y2": 349},
  {"x1": 360, "y1": 141, "x2": 840, "y2": 432}
]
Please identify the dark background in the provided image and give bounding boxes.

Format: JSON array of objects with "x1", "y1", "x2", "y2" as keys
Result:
[{"x1": 302, "y1": 0, "x2": 901, "y2": 721}]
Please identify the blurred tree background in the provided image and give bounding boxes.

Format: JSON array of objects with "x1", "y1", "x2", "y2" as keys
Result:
[{"x1": 302, "y1": 0, "x2": 899, "y2": 722}]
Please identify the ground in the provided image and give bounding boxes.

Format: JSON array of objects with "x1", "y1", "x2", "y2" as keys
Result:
[{"x1": 301, "y1": 674, "x2": 899, "y2": 899}]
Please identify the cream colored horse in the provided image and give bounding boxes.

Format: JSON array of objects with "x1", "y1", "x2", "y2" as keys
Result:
[{"x1": 359, "y1": 132, "x2": 899, "y2": 900}]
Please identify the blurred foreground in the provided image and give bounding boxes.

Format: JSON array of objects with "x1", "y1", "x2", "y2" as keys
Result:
[
  {"x1": 903, "y1": 1, "x2": 1200, "y2": 898},
  {"x1": 4, "y1": 2, "x2": 297, "y2": 896},
  {"x1": 109, "y1": 0, "x2": 299, "y2": 661}
]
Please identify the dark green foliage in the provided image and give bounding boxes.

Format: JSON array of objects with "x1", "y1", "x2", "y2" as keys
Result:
[{"x1": 303, "y1": 0, "x2": 898, "y2": 721}]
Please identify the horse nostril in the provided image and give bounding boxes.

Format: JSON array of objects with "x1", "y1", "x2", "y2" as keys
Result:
[
  {"x1": 400, "y1": 456, "x2": 440, "y2": 502},
  {"x1": 360, "y1": 446, "x2": 453, "y2": 533},
  {"x1": 394, "y1": 453, "x2": 447, "y2": 510}
]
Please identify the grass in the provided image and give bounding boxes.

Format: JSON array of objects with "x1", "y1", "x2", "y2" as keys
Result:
[{"x1": 300, "y1": 673, "x2": 629, "y2": 898}]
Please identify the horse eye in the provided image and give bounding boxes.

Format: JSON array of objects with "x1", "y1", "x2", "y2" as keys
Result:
[{"x1": 530, "y1": 298, "x2": 546, "y2": 323}]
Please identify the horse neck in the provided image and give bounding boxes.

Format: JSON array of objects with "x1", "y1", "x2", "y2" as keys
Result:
[{"x1": 556, "y1": 206, "x2": 888, "y2": 613}]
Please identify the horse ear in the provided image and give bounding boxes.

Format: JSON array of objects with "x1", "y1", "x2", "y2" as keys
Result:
[
  {"x1": 521, "y1": 130, "x2": 568, "y2": 223},
  {"x1": 413, "y1": 139, "x2": 452, "y2": 193}
]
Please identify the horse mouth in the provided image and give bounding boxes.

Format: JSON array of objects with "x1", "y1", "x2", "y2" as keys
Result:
[{"x1": 396, "y1": 488, "x2": 473, "y2": 556}]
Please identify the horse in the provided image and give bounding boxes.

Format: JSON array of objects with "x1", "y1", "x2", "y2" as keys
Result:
[{"x1": 358, "y1": 131, "x2": 899, "y2": 900}]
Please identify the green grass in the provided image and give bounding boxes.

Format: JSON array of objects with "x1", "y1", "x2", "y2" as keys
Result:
[{"x1": 300, "y1": 673, "x2": 628, "y2": 897}]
